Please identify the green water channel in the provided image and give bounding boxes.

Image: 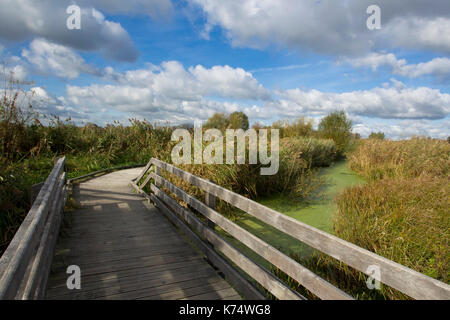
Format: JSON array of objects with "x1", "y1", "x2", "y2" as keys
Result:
[{"x1": 217, "y1": 160, "x2": 365, "y2": 268}]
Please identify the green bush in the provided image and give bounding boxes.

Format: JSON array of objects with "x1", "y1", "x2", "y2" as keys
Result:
[
  {"x1": 228, "y1": 111, "x2": 249, "y2": 130},
  {"x1": 318, "y1": 111, "x2": 353, "y2": 155},
  {"x1": 368, "y1": 131, "x2": 385, "y2": 140}
]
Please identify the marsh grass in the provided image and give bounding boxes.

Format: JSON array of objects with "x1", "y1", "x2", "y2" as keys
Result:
[
  {"x1": 1, "y1": 114, "x2": 338, "y2": 253},
  {"x1": 270, "y1": 138, "x2": 449, "y2": 300},
  {"x1": 151, "y1": 134, "x2": 338, "y2": 221},
  {"x1": 272, "y1": 138, "x2": 449, "y2": 300},
  {"x1": 347, "y1": 137, "x2": 449, "y2": 180}
]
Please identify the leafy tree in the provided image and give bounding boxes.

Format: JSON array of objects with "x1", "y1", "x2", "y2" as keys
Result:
[
  {"x1": 204, "y1": 112, "x2": 229, "y2": 131},
  {"x1": 318, "y1": 111, "x2": 353, "y2": 155},
  {"x1": 204, "y1": 111, "x2": 249, "y2": 131},
  {"x1": 369, "y1": 131, "x2": 385, "y2": 140},
  {"x1": 228, "y1": 111, "x2": 249, "y2": 130}
]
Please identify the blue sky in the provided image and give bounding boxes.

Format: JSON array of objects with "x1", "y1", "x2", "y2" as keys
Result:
[{"x1": 0, "y1": 0, "x2": 449, "y2": 139}]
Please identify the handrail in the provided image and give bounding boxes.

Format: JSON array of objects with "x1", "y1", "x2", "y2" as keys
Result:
[
  {"x1": 0, "y1": 157, "x2": 67, "y2": 299},
  {"x1": 132, "y1": 158, "x2": 450, "y2": 300},
  {"x1": 151, "y1": 172, "x2": 351, "y2": 300}
]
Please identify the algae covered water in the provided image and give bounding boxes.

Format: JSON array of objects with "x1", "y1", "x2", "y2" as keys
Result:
[
  {"x1": 258, "y1": 160, "x2": 365, "y2": 233},
  {"x1": 218, "y1": 160, "x2": 365, "y2": 267}
]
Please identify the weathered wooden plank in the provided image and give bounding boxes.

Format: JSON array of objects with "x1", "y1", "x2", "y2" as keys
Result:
[
  {"x1": 222, "y1": 294, "x2": 243, "y2": 300},
  {"x1": 67, "y1": 210, "x2": 162, "y2": 220},
  {"x1": 34, "y1": 184, "x2": 68, "y2": 299},
  {"x1": 50, "y1": 251, "x2": 204, "y2": 279},
  {"x1": 0, "y1": 157, "x2": 65, "y2": 299},
  {"x1": 181, "y1": 287, "x2": 241, "y2": 300},
  {"x1": 154, "y1": 166, "x2": 162, "y2": 188},
  {"x1": 48, "y1": 264, "x2": 219, "y2": 300},
  {"x1": 100, "y1": 275, "x2": 227, "y2": 301},
  {"x1": 21, "y1": 172, "x2": 67, "y2": 299},
  {"x1": 131, "y1": 181, "x2": 263, "y2": 300},
  {"x1": 205, "y1": 179, "x2": 217, "y2": 232},
  {"x1": 152, "y1": 158, "x2": 450, "y2": 300},
  {"x1": 152, "y1": 173, "x2": 352, "y2": 300},
  {"x1": 137, "y1": 279, "x2": 235, "y2": 300},
  {"x1": 60, "y1": 225, "x2": 183, "y2": 241},
  {"x1": 63, "y1": 223, "x2": 175, "y2": 237},
  {"x1": 151, "y1": 184, "x2": 304, "y2": 300},
  {"x1": 98, "y1": 273, "x2": 226, "y2": 300},
  {"x1": 47, "y1": 258, "x2": 207, "y2": 292},
  {"x1": 52, "y1": 242, "x2": 197, "y2": 267},
  {"x1": 56, "y1": 234, "x2": 187, "y2": 252},
  {"x1": 101, "y1": 275, "x2": 226, "y2": 300},
  {"x1": 47, "y1": 258, "x2": 208, "y2": 290}
]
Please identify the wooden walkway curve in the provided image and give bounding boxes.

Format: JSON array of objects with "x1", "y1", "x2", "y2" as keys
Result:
[{"x1": 45, "y1": 168, "x2": 241, "y2": 300}]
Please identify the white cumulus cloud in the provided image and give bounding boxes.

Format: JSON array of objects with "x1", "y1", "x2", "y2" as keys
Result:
[
  {"x1": 0, "y1": 1, "x2": 139, "y2": 61},
  {"x1": 346, "y1": 53, "x2": 450, "y2": 80},
  {"x1": 189, "y1": 0, "x2": 450, "y2": 56},
  {"x1": 271, "y1": 81, "x2": 450, "y2": 120},
  {"x1": 22, "y1": 39, "x2": 101, "y2": 79}
]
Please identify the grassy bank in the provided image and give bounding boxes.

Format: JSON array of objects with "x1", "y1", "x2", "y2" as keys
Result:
[
  {"x1": 274, "y1": 137, "x2": 449, "y2": 300},
  {"x1": 333, "y1": 138, "x2": 449, "y2": 297}
]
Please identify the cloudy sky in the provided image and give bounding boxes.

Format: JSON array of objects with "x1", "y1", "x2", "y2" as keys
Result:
[{"x1": 0, "y1": 0, "x2": 449, "y2": 139}]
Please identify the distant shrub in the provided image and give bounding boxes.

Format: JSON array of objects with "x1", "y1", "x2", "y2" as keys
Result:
[
  {"x1": 318, "y1": 111, "x2": 353, "y2": 155},
  {"x1": 204, "y1": 112, "x2": 230, "y2": 131},
  {"x1": 228, "y1": 111, "x2": 249, "y2": 130},
  {"x1": 204, "y1": 111, "x2": 249, "y2": 131},
  {"x1": 369, "y1": 131, "x2": 385, "y2": 140},
  {"x1": 271, "y1": 117, "x2": 313, "y2": 138}
]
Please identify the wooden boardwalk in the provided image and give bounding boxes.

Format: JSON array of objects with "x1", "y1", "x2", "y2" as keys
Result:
[
  {"x1": 45, "y1": 168, "x2": 241, "y2": 300},
  {"x1": 2, "y1": 157, "x2": 448, "y2": 300}
]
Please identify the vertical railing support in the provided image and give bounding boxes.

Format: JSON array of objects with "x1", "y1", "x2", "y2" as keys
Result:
[
  {"x1": 205, "y1": 179, "x2": 217, "y2": 234},
  {"x1": 155, "y1": 166, "x2": 162, "y2": 188}
]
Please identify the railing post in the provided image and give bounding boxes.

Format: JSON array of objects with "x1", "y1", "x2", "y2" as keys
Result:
[
  {"x1": 205, "y1": 180, "x2": 216, "y2": 232},
  {"x1": 155, "y1": 166, "x2": 161, "y2": 188}
]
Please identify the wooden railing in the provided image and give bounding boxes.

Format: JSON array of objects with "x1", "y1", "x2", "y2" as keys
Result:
[
  {"x1": 0, "y1": 157, "x2": 67, "y2": 299},
  {"x1": 131, "y1": 158, "x2": 450, "y2": 300}
]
